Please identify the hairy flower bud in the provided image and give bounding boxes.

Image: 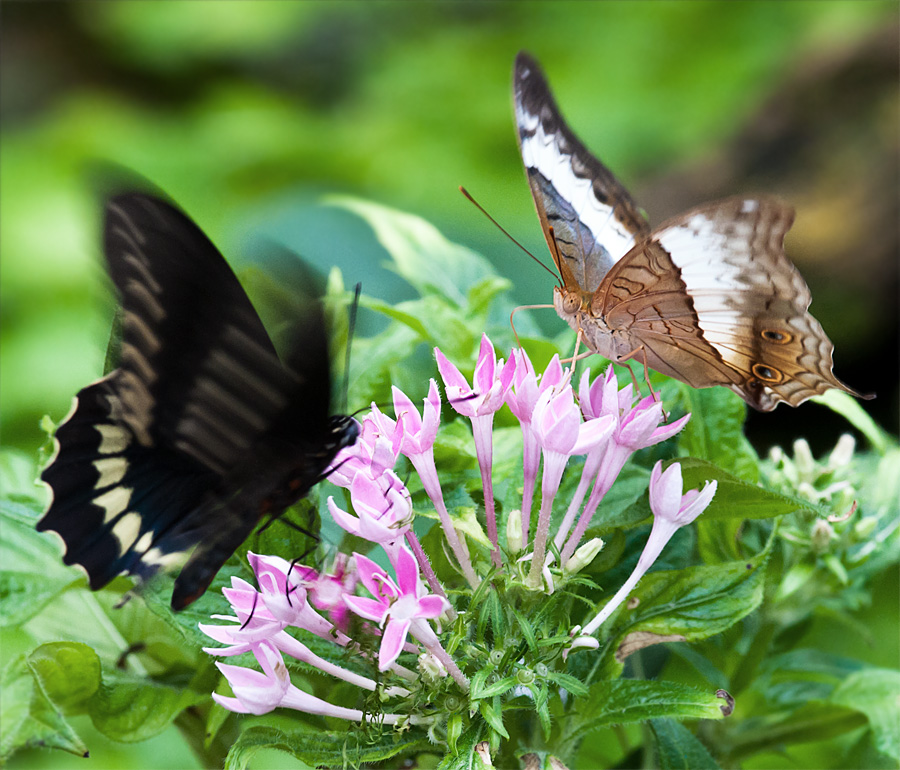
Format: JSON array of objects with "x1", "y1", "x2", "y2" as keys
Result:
[
  {"x1": 563, "y1": 537, "x2": 604, "y2": 575},
  {"x1": 507, "y1": 509, "x2": 524, "y2": 555}
]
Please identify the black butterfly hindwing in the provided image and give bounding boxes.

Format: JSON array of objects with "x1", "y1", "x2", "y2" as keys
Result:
[{"x1": 38, "y1": 194, "x2": 358, "y2": 610}]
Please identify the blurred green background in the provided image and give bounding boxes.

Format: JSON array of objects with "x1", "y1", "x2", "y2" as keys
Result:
[
  {"x1": 1, "y1": 4, "x2": 897, "y2": 768},
  {"x1": 3, "y1": 1, "x2": 897, "y2": 461}
]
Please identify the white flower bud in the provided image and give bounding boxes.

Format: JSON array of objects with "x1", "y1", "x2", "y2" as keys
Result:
[
  {"x1": 418, "y1": 652, "x2": 447, "y2": 684},
  {"x1": 828, "y1": 434, "x2": 856, "y2": 470},
  {"x1": 507, "y1": 509, "x2": 524, "y2": 555},
  {"x1": 793, "y1": 439, "x2": 816, "y2": 482},
  {"x1": 564, "y1": 537, "x2": 604, "y2": 575},
  {"x1": 562, "y1": 633, "x2": 600, "y2": 660},
  {"x1": 810, "y1": 519, "x2": 835, "y2": 553}
]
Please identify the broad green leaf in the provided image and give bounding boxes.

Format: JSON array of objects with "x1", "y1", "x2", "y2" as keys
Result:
[
  {"x1": 567, "y1": 680, "x2": 727, "y2": 742},
  {"x1": 677, "y1": 386, "x2": 759, "y2": 482},
  {"x1": 831, "y1": 668, "x2": 900, "y2": 761},
  {"x1": 28, "y1": 642, "x2": 101, "y2": 712},
  {"x1": 584, "y1": 464, "x2": 653, "y2": 534},
  {"x1": 225, "y1": 724, "x2": 429, "y2": 770},
  {"x1": 468, "y1": 276, "x2": 513, "y2": 318},
  {"x1": 141, "y1": 561, "x2": 244, "y2": 649},
  {"x1": 812, "y1": 390, "x2": 892, "y2": 454},
  {"x1": 88, "y1": 670, "x2": 206, "y2": 743},
  {"x1": 360, "y1": 294, "x2": 431, "y2": 338},
  {"x1": 678, "y1": 458, "x2": 821, "y2": 520},
  {"x1": 724, "y1": 701, "x2": 866, "y2": 761},
  {"x1": 24, "y1": 642, "x2": 200, "y2": 744},
  {"x1": 0, "y1": 571, "x2": 80, "y2": 628},
  {"x1": 329, "y1": 197, "x2": 496, "y2": 305},
  {"x1": 0, "y1": 654, "x2": 89, "y2": 762},
  {"x1": 596, "y1": 549, "x2": 768, "y2": 678},
  {"x1": 650, "y1": 718, "x2": 720, "y2": 769},
  {"x1": 1, "y1": 499, "x2": 74, "y2": 576},
  {"x1": 0, "y1": 449, "x2": 44, "y2": 501}
]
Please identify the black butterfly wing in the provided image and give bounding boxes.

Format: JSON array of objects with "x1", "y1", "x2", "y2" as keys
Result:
[
  {"x1": 39, "y1": 375, "x2": 216, "y2": 588},
  {"x1": 39, "y1": 194, "x2": 349, "y2": 608},
  {"x1": 103, "y1": 194, "x2": 312, "y2": 471}
]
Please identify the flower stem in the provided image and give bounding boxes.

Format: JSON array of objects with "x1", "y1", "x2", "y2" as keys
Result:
[
  {"x1": 560, "y1": 450, "x2": 627, "y2": 566},
  {"x1": 411, "y1": 618, "x2": 469, "y2": 692},
  {"x1": 527, "y1": 451, "x2": 567, "y2": 588},
  {"x1": 409, "y1": 453, "x2": 480, "y2": 587},
  {"x1": 405, "y1": 530, "x2": 457, "y2": 621},
  {"x1": 471, "y1": 415, "x2": 502, "y2": 567}
]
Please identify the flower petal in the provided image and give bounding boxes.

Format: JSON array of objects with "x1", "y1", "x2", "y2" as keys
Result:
[
  {"x1": 379, "y1": 617, "x2": 413, "y2": 670},
  {"x1": 393, "y1": 544, "x2": 420, "y2": 597},
  {"x1": 416, "y1": 595, "x2": 450, "y2": 618},
  {"x1": 351, "y1": 552, "x2": 389, "y2": 599},
  {"x1": 343, "y1": 594, "x2": 389, "y2": 624},
  {"x1": 648, "y1": 461, "x2": 684, "y2": 521}
]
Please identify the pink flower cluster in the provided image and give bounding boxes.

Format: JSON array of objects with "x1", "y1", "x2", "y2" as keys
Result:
[{"x1": 201, "y1": 334, "x2": 716, "y2": 719}]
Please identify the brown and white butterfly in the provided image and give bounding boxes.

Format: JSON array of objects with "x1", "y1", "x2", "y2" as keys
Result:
[{"x1": 513, "y1": 52, "x2": 870, "y2": 411}]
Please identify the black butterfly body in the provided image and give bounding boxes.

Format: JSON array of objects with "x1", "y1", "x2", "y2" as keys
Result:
[{"x1": 38, "y1": 194, "x2": 358, "y2": 610}]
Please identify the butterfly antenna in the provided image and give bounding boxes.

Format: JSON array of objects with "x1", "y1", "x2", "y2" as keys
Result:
[
  {"x1": 459, "y1": 186, "x2": 558, "y2": 280},
  {"x1": 546, "y1": 225, "x2": 566, "y2": 286},
  {"x1": 240, "y1": 592, "x2": 259, "y2": 630},
  {"x1": 342, "y1": 283, "x2": 362, "y2": 415}
]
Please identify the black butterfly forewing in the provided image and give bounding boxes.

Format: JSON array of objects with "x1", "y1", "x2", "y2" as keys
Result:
[{"x1": 38, "y1": 194, "x2": 358, "y2": 610}]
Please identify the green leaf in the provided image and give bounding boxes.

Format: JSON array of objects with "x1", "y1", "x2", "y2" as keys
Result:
[
  {"x1": 141, "y1": 561, "x2": 245, "y2": 648},
  {"x1": 649, "y1": 718, "x2": 720, "y2": 769},
  {"x1": 329, "y1": 196, "x2": 497, "y2": 305},
  {"x1": 831, "y1": 668, "x2": 900, "y2": 761},
  {"x1": 27, "y1": 642, "x2": 101, "y2": 713},
  {"x1": 437, "y1": 722, "x2": 486, "y2": 770},
  {"x1": 678, "y1": 458, "x2": 821, "y2": 520},
  {"x1": 473, "y1": 675, "x2": 519, "y2": 699},
  {"x1": 569, "y1": 680, "x2": 727, "y2": 740},
  {"x1": 447, "y1": 713, "x2": 464, "y2": 755},
  {"x1": 724, "y1": 701, "x2": 866, "y2": 761},
  {"x1": 360, "y1": 294, "x2": 431, "y2": 339},
  {"x1": 598, "y1": 549, "x2": 768, "y2": 677},
  {"x1": 812, "y1": 390, "x2": 892, "y2": 454},
  {"x1": 677, "y1": 386, "x2": 759, "y2": 482},
  {"x1": 0, "y1": 654, "x2": 89, "y2": 762},
  {"x1": 586, "y1": 464, "x2": 653, "y2": 533},
  {"x1": 468, "y1": 276, "x2": 513, "y2": 317},
  {"x1": 478, "y1": 699, "x2": 509, "y2": 739},
  {"x1": 88, "y1": 670, "x2": 206, "y2": 743},
  {"x1": 0, "y1": 571, "x2": 80, "y2": 628},
  {"x1": 225, "y1": 724, "x2": 429, "y2": 770},
  {"x1": 510, "y1": 608, "x2": 538, "y2": 656},
  {"x1": 542, "y1": 672, "x2": 589, "y2": 698},
  {"x1": 25, "y1": 642, "x2": 200, "y2": 744}
]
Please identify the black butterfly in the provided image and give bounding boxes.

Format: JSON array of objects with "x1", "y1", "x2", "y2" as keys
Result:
[{"x1": 38, "y1": 193, "x2": 358, "y2": 610}]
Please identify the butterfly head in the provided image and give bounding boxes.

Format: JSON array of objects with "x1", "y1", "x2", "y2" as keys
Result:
[{"x1": 554, "y1": 285, "x2": 593, "y2": 318}]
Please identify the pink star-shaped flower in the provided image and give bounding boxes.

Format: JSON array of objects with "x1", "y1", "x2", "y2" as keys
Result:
[{"x1": 343, "y1": 546, "x2": 449, "y2": 670}]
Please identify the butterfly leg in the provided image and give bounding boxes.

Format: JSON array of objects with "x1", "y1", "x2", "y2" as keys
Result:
[{"x1": 617, "y1": 345, "x2": 668, "y2": 418}]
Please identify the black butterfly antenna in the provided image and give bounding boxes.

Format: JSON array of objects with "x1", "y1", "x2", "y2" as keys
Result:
[
  {"x1": 459, "y1": 186, "x2": 558, "y2": 281},
  {"x1": 342, "y1": 283, "x2": 362, "y2": 415}
]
